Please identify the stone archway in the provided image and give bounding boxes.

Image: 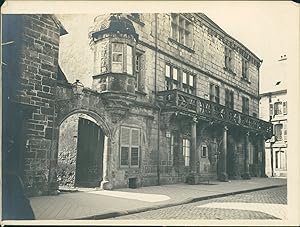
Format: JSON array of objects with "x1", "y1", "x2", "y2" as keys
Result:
[{"x1": 57, "y1": 109, "x2": 112, "y2": 189}]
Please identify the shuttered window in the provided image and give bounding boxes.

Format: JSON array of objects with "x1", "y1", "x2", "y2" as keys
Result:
[
  {"x1": 283, "y1": 101, "x2": 287, "y2": 115},
  {"x1": 283, "y1": 121, "x2": 287, "y2": 141},
  {"x1": 120, "y1": 126, "x2": 140, "y2": 168}
]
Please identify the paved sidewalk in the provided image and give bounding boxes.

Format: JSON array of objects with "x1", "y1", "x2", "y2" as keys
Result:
[{"x1": 29, "y1": 177, "x2": 286, "y2": 220}]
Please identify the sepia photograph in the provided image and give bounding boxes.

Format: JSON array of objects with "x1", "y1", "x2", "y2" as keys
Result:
[{"x1": 1, "y1": 1, "x2": 299, "y2": 226}]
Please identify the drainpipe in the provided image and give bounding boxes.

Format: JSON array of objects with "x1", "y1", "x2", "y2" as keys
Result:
[{"x1": 154, "y1": 13, "x2": 160, "y2": 185}]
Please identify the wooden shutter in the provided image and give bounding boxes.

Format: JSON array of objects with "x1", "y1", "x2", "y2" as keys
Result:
[
  {"x1": 283, "y1": 101, "x2": 287, "y2": 115},
  {"x1": 283, "y1": 121, "x2": 287, "y2": 141},
  {"x1": 120, "y1": 127, "x2": 130, "y2": 166},
  {"x1": 130, "y1": 128, "x2": 140, "y2": 166}
]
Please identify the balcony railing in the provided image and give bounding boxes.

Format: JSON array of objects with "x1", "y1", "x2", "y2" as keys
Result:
[{"x1": 157, "y1": 89, "x2": 272, "y2": 136}]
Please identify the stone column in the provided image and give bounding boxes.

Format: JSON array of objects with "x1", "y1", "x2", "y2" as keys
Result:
[
  {"x1": 243, "y1": 132, "x2": 251, "y2": 179},
  {"x1": 261, "y1": 136, "x2": 267, "y2": 177},
  {"x1": 100, "y1": 136, "x2": 112, "y2": 189},
  {"x1": 219, "y1": 126, "x2": 228, "y2": 181},
  {"x1": 187, "y1": 117, "x2": 198, "y2": 185},
  {"x1": 190, "y1": 117, "x2": 197, "y2": 173}
]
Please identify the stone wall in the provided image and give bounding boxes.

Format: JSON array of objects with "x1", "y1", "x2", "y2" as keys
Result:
[
  {"x1": 133, "y1": 13, "x2": 260, "y2": 115},
  {"x1": 10, "y1": 14, "x2": 60, "y2": 196}
]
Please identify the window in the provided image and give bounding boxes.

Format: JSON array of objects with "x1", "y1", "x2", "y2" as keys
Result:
[
  {"x1": 165, "y1": 64, "x2": 179, "y2": 90},
  {"x1": 275, "y1": 150, "x2": 286, "y2": 169},
  {"x1": 171, "y1": 14, "x2": 192, "y2": 47},
  {"x1": 225, "y1": 89, "x2": 234, "y2": 109},
  {"x1": 111, "y1": 43, "x2": 134, "y2": 75},
  {"x1": 201, "y1": 145, "x2": 208, "y2": 158},
  {"x1": 135, "y1": 52, "x2": 142, "y2": 90},
  {"x1": 182, "y1": 71, "x2": 195, "y2": 94},
  {"x1": 274, "y1": 102, "x2": 283, "y2": 115},
  {"x1": 283, "y1": 101, "x2": 287, "y2": 114},
  {"x1": 112, "y1": 43, "x2": 123, "y2": 73},
  {"x1": 225, "y1": 46, "x2": 234, "y2": 71},
  {"x1": 120, "y1": 126, "x2": 140, "y2": 167},
  {"x1": 242, "y1": 58, "x2": 249, "y2": 80},
  {"x1": 182, "y1": 138, "x2": 190, "y2": 166},
  {"x1": 242, "y1": 96, "x2": 249, "y2": 115},
  {"x1": 126, "y1": 45, "x2": 133, "y2": 75},
  {"x1": 168, "y1": 133, "x2": 174, "y2": 166},
  {"x1": 210, "y1": 83, "x2": 220, "y2": 104},
  {"x1": 274, "y1": 124, "x2": 283, "y2": 141}
]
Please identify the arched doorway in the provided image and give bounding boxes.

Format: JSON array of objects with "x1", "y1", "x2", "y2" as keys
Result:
[{"x1": 57, "y1": 113, "x2": 106, "y2": 188}]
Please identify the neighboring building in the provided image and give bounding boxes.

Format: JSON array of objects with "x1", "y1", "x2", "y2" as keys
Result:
[
  {"x1": 259, "y1": 56, "x2": 288, "y2": 177},
  {"x1": 2, "y1": 14, "x2": 67, "y2": 196},
  {"x1": 2, "y1": 13, "x2": 272, "y2": 197}
]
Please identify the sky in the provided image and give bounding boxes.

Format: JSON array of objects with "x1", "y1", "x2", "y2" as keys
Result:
[{"x1": 2, "y1": 1, "x2": 299, "y2": 93}]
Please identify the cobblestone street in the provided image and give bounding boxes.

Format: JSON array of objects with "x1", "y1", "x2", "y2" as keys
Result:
[{"x1": 109, "y1": 186, "x2": 287, "y2": 220}]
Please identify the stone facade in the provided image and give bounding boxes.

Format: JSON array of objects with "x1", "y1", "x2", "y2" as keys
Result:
[
  {"x1": 3, "y1": 13, "x2": 272, "y2": 196},
  {"x1": 260, "y1": 89, "x2": 288, "y2": 177}
]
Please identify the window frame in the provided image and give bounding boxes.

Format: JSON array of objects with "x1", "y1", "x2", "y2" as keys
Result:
[
  {"x1": 274, "y1": 123, "x2": 283, "y2": 141},
  {"x1": 225, "y1": 89, "x2": 234, "y2": 109},
  {"x1": 182, "y1": 71, "x2": 196, "y2": 95},
  {"x1": 171, "y1": 14, "x2": 193, "y2": 47},
  {"x1": 120, "y1": 126, "x2": 141, "y2": 168},
  {"x1": 111, "y1": 42, "x2": 124, "y2": 73},
  {"x1": 225, "y1": 46, "x2": 234, "y2": 72},
  {"x1": 201, "y1": 144, "x2": 208, "y2": 158},
  {"x1": 209, "y1": 83, "x2": 220, "y2": 104},
  {"x1": 241, "y1": 58, "x2": 249, "y2": 81},
  {"x1": 242, "y1": 96, "x2": 250, "y2": 115},
  {"x1": 165, "y1": 64, "x2": 179, "y2": 90},
  {"x1": 182, "y1": 138, "x2": 190, "y2": 167},
  {"x1": 135, "y1": 51, "x2": 143, "y2": 91},
  {"x1": 274, "y1": 101, "x2": 283, "y2": 116}
]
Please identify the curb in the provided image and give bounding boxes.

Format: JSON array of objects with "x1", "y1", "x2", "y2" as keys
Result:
[{"x1": 74, "y1": 184, "x2": 286, "y2": 220}]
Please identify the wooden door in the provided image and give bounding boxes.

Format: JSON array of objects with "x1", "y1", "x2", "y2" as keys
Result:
[{"x1": 75, "y1": 118, "x2": 104, "y2": 187}]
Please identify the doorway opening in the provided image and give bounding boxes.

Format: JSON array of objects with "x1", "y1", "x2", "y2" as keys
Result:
[{"x1": 57, "y1": 113, "x2": 105, "y2": 188}]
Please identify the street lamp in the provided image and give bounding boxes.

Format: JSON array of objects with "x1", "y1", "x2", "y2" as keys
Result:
[{"x1": 72, "y1": 79, "x2": 84, "y2": 96}]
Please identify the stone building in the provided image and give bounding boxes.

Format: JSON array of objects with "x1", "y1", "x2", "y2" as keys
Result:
[
  {"x1": 2, "y1": 14, "x2": 67, "y2": 196},
  {"x1": 2, "y1": 13, "x2": 272, "y2": 196},
  {"x1": 259, "y1": 56, "x2": 288, "y2": 177}
]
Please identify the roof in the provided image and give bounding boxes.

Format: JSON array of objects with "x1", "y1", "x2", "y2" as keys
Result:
[
  {"x1": 51, "y1": 15, "x2": 68, "y2": 36},
  {"x1": 196, "y1": 13, "x2": 262, "y2": 65},
  {"x1": 89, "y1": 14, "x2": 138, "y2": 41}
]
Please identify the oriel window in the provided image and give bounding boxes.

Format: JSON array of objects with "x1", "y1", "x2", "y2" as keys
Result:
[{"x1": 112, "y1": 43, "x2": 123, "y2": 73}]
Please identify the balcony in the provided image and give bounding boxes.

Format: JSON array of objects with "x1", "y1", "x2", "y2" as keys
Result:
[{"x1": 157, "y1": 89, "x2": 272, "y2": 136}]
